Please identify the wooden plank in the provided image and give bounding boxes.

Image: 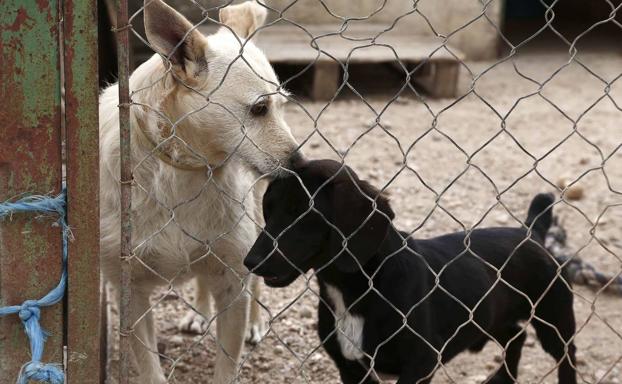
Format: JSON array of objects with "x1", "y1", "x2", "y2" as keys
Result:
[
  {"x1": 199, "y1": 23, "x2": 465, "y2": 64},
  {"x1": 414, "y1": 61, "x2": 461, "y2": 98},
  {"x1": 63, "y1": 0, "x2": 101, "y2": 382},
  {"x1": 312, "y1": 61, "x2": 340, "y2": 100},
  {"x1": 0, "y1": 0, "x2": 64, "y2": 379},
  {"x1": 198, "y1": 23, "x2": 464, "y2": 99}
]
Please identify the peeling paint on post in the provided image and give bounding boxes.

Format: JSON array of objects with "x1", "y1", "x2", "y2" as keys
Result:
[
  {"x1": 0, "y1": 1, "x2": 101, "y2": 381},
  {"x1": 0, "y1": 0, "x2": 64, "y2": 379},
  {"x1": 63, "y1": 0, "x2": 101, "y2": 382}
]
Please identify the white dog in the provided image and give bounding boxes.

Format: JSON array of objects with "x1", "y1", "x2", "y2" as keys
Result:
[{"x1": 99, "y1": 1, "x2": 301, "y2": 382}]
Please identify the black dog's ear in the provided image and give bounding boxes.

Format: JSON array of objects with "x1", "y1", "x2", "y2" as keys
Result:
[{"x1": 329, "y1": 173, "x2": 395, "y2": 273}]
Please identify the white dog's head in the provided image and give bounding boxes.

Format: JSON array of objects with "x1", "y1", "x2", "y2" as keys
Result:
[{"x1": 142, "y1": 0, "x2": 303, "y2": 175}]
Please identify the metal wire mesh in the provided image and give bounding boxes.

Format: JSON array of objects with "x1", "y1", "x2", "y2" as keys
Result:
[{"x1": 103, "y1": 0, "x2": 622, "y2": 383}]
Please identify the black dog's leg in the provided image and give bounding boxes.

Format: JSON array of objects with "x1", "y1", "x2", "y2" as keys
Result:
[
  {"x1": 322, "y1": 338, "x2": 377, "y2": 384},
  {"x1": 488, "y1": 325, "x2": 527, "y2": 384},
  {"x1": 534, "y1": 282, "x2": 577, "y2": 384},
  {"x1": 532, "y1": 319, "x2": 577, "y2": 384}
]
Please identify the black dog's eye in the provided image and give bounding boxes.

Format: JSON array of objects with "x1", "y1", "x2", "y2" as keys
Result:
[{"x1": 250, "y1": 102, "x2": 268, "y2": 117}]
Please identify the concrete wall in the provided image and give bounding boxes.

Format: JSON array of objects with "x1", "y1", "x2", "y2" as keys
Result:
[{"x1": 141, "y1": 0, "x2": 504, "y2": 60}]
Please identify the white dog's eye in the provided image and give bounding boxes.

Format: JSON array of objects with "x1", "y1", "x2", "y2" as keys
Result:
[{"x1": 250, "y1": 102, "x2": 269, "y2": 117}]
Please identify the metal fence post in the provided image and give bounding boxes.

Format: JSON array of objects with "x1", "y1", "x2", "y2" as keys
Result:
[
  {"x1": 0, "y1": 0, "x2": 64, "y2": 378},
  {"x1": 63, "y1": 0, "x2": 101, "y2": 382},
  {"x1": 115, "y1": 0, "x2": 133, "y2": 383}
]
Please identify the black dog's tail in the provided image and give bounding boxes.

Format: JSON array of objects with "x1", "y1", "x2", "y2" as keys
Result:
[{"x1": 525, "y1": 192, "x2": 555, "y2": 242}]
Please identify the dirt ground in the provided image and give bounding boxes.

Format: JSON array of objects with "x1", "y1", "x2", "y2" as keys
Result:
[{"x1": 107, "y1": 38, "x2": 622, "y2": 384}]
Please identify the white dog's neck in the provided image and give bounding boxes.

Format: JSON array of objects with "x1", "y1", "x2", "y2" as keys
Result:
[{"x1": 129, "y1": 56, "x2": 224, "y2": 172}]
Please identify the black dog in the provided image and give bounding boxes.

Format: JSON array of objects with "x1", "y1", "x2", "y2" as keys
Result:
[{"x1": 245, "y1": 160, "x2": 577, "y2": 384}]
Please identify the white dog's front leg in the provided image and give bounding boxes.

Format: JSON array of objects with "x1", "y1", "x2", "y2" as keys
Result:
[
  {"x1": 178, "y1": 277, "x2": 213, "y2": 335},
  {"x1": 130, "y1": 288, "x2": 167, "y2": 384},
  {"x1": 246, "y1": 275, "x2": 267, "y2": 345},
  {"x1": 209, "y1": 269, "x2": 250, "y2": 384}
]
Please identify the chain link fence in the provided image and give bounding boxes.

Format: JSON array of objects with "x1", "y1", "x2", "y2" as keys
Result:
[{"x1": 101, "y1": 0, "x2": 622, "y2": 383}]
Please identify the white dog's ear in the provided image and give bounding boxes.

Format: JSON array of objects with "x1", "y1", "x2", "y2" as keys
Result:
[
  {"x1": 219, "y1": 1, "x2": 268, "y2": 39},
  {"x1": 144, "y1": 0, "x2": 207, "y2": 78}
]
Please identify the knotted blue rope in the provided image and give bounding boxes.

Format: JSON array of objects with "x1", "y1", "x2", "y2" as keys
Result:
[{"x1": 0, "y1": 190, "x2": 68, "y2": 384}]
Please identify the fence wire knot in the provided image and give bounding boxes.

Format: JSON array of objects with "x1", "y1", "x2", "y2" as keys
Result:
[
  {"x1": 111, "y1": 23, "x2": 133, "y2": 33},
  {"x1": 0, "y1": 189, "x2": 69, "y2": 384}
]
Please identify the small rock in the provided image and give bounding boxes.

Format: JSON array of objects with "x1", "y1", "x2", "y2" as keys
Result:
[
  {"x1": 174, "y1": 361, "x2": 189, "y2": 373},
  {"x1": 169, "y1": 335, "x2": 184, "y2": 345},
  {"x1": 596, "y1": 217, "x2": 609, "y2": 226},
  {"x1": 157, "y1": 342, "x2": 166, "y2": 355},
  {"x1": 556, "y1": 177, "x2": 584, "y2": 200},
  {"x1": 496, "y1": 214, "x2": 510, "y2": 225},
  {"x1": 579, "y1": 157, "x2": 589, "y2": 165},
  {"x1": 309, "y1": 142, "x2": 320, "y2": 149},
  {"x1": 310, "y1": 353, "x2": 323, "y2": 361},
  {"x1": 524, "y1": 338, "x2": 536, "y2": 348},
  {"x1": 299, "y1": 306, "x2": 314, "y2": 319},
  {"x1": 274, "y1": 345, "x2": 285, "y2": 355},
  {"x1": 468, "y1": 374, "x2": 488, "y2": 383},
  {"x1": 485, "y1": 362, "x2": 497, "y2": 370},
  {"x1": 493, "y1": 354, "x2": 503, "y2": 363},
  {"x1": 380, "y1": 120, "x2": 393, "y2": 130},
  {"x1": 575, "y1": 356, "x2": 586, "y2": 366},
  {"x1": 160, "y1": 321, "x2": 177, "y2": 332},
  {"x1": 162, "y1": 292, "x2": 179, "y2": 301},
  {"x1": 446, "y1": 200, "x2": 461, "y2": 209}
]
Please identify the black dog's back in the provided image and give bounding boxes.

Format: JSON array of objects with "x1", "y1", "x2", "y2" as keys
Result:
[
  {"x1": 404, "y1": 193, "x2": 566, "y2": 358},
  {"x1": 416, "y1": 192, "x2": 557, "y2": 305},
  {"x1": 414, "y1": 228, "x2": 557, "y2": 318}
]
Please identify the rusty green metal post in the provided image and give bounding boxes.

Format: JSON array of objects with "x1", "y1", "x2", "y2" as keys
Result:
[
  {"x1": 63, "y1": 0, "x2": 101, "y2": 382},
  {"x1": 0, "y1": 0, "x2": 64, "y2": 379},
  {"x1": 115, "y1": 0, "x2": 133, "y2": 382}
]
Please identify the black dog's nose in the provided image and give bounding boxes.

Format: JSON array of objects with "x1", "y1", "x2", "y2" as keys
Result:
[{"x1": 244, "y1": 253, "x2": 260, "y2": 272}]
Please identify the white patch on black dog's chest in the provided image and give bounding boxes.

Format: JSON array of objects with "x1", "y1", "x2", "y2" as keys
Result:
[{"x1": 325, "y1": 284, "x2": 365, "y2": 361}]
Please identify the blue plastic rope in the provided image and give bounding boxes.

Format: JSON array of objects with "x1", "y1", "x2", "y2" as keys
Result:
[{"x1": 0, "y1": 189, "x2": 68, "y2": 384}]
